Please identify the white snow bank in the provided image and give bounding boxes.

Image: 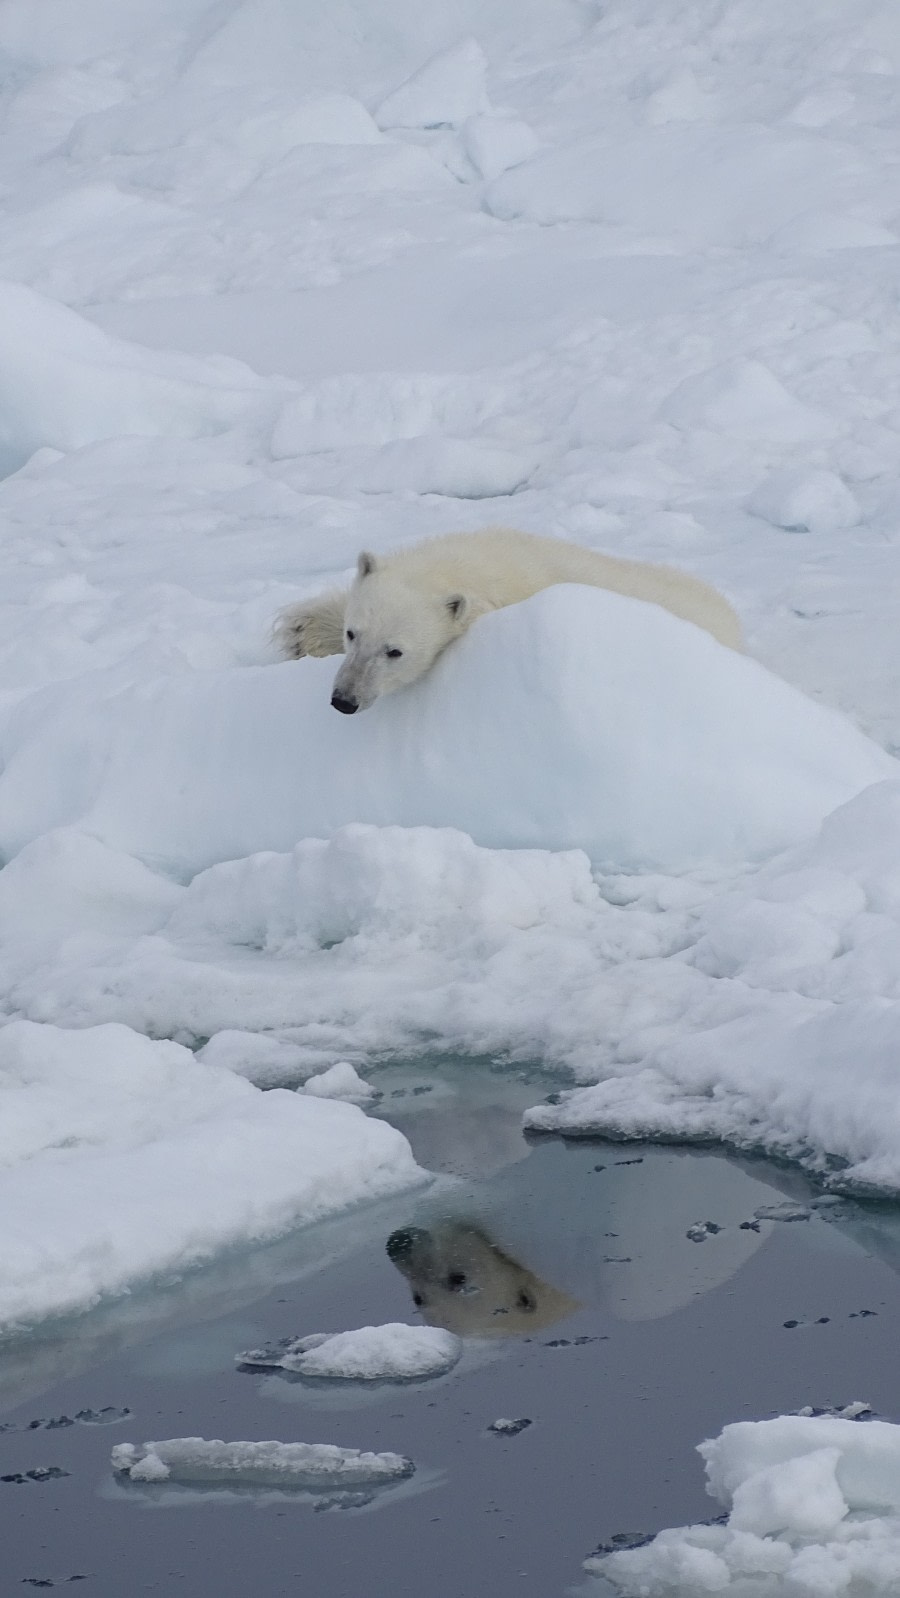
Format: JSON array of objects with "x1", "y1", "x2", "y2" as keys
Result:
[
  {"x1": 525, "y1": 780, "x2": 900, "y2": 1193},
  {"x1": 112, "y1": 1436, "x2": 412, "y2": 1487},
  {"x1": 593, "y1": 1414, "x2": 900, "y2": 1595},
  {"x1": 485, "y1": 124, "x2": 876, "y2": 249},
  {"x1": 0, "y1": 280, "x2": 273, "y2": 477},
  {"x1": 237, "y1": 1324, "x2": 461, "y2": 1380},
  {"x1": 0, "y1": 1019, "x2": 422, "y2": 1330},
  {"x1": 281, "y1": 435, "x2": 538, "y2": 498},
  {"x1": 8, "y1": 785, "x2": 900, "y2": 1192},
  {"x1": 0, "y1": 587, "x2": 891, "y2": 875}
]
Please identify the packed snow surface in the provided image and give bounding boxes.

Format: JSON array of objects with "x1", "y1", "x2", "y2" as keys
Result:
[
  {"x1": 592, "y1": 1415, "x2": 900, "y2": 1595},
  {"x1": 111, "y1": 1436, "x2": 413, "y2": 1487},
  {"x1": 237, "y1": 1324, "x2": 462, "y2": 1381},
  {"x1": 3, "y1": 0, "x2": 900, "y2": 1321}
]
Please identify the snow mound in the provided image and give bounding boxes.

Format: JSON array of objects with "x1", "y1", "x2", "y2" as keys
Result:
[
  {"x1": 660, "y1": 359, "x2": 835, "y2": 443},
  {"x1": 0, "y1": 280, "x2": 272, "y2": 477},
  {"x1": 749, "y1": 467, "x2": 861, "y2": 534},
  {"x1": 593, "y1": 1414, "x2": 900, "y2": 1595},
  {"x1": 461, "y1": 114, "x2": 539, "y2": 181},
  {"x1": 0, "y1": 1019, "x2": 422, "y2": 1330},
  {"x1": 374, "y1": 38, "x2": 489, "y2": 130},
  {"x1": 112, "y1": 1436, "x2": 413, "y2": 1487},
  {"x1": 303, "y1": 1062, "x2": 376, "y2": 1101},
  {"x1": 0, "y1": 586, "x2": 890, "y2": 875},
  {"x1": 238, "y1": 1323, "x2": 462, "y2": 1381}
]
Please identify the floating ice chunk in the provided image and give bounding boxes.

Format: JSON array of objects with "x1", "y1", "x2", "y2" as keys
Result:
[
  {"x1": 660, "y1": 359, "x2": 835, "y2": 443},
  {"x1": 749, "y1": 468, "x2": 861, "y2": 534},
  {"x1": 111, "y1": 1437, "x2": 413, "y2": 1488},
  {"x1": 593, "y1": 1414, "x2": 900, "y2": 1594},
  {"x1": 753, "y1": 1202, "x2": 811, "y2": 1224},
  {"x1": 303, "y1": 1062, "x2": 376, "y2": 1103},
  {"x1": 0, "y1": 1018, "x2": 422, "y2": 1330},
  {"x1": 460, "y1": 115, "x2": 539, "y2": 181},
  {"x1": 239, "y1": 1324, "x2": 461, "y2": 1381},
  {"x1": 374, "y1": 38, "x2": 489, "y2": 130}
]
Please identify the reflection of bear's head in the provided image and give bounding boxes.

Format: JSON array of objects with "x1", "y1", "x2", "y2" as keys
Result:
[
  {"x1": 331, "y1": 551, "x2": 472, "y2": 714},
  {"x1": 386, "y1": 1221, "x2": 579, "y2": 1337}
]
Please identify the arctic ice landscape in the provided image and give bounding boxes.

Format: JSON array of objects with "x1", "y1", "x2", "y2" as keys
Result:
[{"x1": 6, "y1": 0, "x2": 900, "y2": 1590}]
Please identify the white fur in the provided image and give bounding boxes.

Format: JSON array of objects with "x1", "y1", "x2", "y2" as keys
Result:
[{"x1": 274, "y1": 527, "x2": 742, "y2": 712}]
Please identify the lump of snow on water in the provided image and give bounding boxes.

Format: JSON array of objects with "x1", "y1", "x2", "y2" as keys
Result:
[
  {"x1": 749, "y1": 468, "x2": 861, "y2": 534},
  {"x1": 592, "y1": 1414, "x2": 900, "y2": 1595},
  {"x1": 374, "y1": 38, "x2": 489, "y2": 131},
  {"x1": 1, "y1": 587, "x2": 892, "y2": 876},
  {"x1": 238, "y1": 1324, "x2": 461, "y2": 1382},
  {"x1": 303, "y1": 1062, "x2": 376, "y2": 1102},
  {"x1": 111, "y1": 1437, "x2": 413, "y2": 1487},
  {"x1": 0, "y1": 279, "x2": 271, "y2": 478}
]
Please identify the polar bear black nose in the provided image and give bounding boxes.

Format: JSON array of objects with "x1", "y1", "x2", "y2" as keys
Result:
[
  {"x1": 386, "y1": 1226, "x2": 429, "y2": 1262},
  {"x1": 331, "y1": 694, "x2": 359, "y2": 714}
]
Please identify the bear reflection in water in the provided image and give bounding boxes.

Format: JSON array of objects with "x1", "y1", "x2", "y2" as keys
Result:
[
  {"x1": 386, "y1": 1220, "x2": 579, "y2": 1337},
  {"x1": 384, "y1": 1138, "x2": 784, "y2": 1339}
]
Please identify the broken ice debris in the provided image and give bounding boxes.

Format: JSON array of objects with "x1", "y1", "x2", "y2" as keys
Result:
[{"x1": 111, "y1": 1438, "x2": 413, "y2": 1487}]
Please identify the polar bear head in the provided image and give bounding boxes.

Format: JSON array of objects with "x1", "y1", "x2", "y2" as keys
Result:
[
  {"x1": 330, "y1": 551, "x2": 471, "y2": 713},
  {"x1": 385, "y1": 1220, "x2": 578, "y2": 1336}
]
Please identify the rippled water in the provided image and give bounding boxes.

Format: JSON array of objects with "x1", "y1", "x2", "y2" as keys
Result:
[{"x1": 4, "y1": 1059, "x2": 900, "y2": 1597}]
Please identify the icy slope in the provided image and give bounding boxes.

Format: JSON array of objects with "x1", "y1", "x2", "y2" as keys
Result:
[{"x1": 0, "y1": 587, "x2": 891, "y2": 874}]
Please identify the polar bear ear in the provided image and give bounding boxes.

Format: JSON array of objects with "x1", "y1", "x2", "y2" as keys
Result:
[
  {"x1": 446, "y1": 593, "x2": 469, "y2": 624},
  {"x1": 357, "y1": 551, "x2": 378, "y2": 579}
]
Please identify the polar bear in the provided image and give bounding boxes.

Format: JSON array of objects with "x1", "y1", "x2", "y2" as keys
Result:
[{"x1": 274, "y1": 526, "x2": 741, "y2": 714}]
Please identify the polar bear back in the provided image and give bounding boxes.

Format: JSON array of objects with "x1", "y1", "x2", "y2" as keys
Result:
[{"x1": 378, "y1": 527, "x2": 742, "y2": 650}]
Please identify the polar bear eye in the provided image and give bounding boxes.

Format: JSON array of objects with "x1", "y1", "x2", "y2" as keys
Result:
[
  {"x1": 386, "y1": 647, "x2": 403, "y2": 659},
  {"x1": 345, "y1": 629, "x2": 355, "y2": 642}
]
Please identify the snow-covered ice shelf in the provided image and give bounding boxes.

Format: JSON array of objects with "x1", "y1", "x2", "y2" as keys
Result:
[{"x1": 1, "y1": 0, "x2": 900, "y2": 1326}]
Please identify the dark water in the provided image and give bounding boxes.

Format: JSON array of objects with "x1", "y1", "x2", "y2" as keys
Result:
[{"x1": 4, "y1": 1061, "x2": 900, "y2": 1597}]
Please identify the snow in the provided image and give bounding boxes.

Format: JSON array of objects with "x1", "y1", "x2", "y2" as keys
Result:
[
  {"x1": 0, "y1": 1019, "x2": 422, "y2": 1331},
  {"x1": 236, "y1": 1324, "x2": 462, "y2": 1381},
  {"x1": 0, "y1": 589, "x2": 891, "y2": 875},
  {"x1": 592, "y1": 1415, "x2": 900, "y2": 1595},
  {"x1": 1, "y1": 0, "x2": 900, "y2": 1327},
  {"x1": 111, "y1": 1435, "x2": 413, "y2": 1487},
  {"x1": 303, "y1": 1062, "x2": 377, "y2": 1102},
  {"x1": 373, "y1": 38, "x2": 490, "y2": 131}
]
